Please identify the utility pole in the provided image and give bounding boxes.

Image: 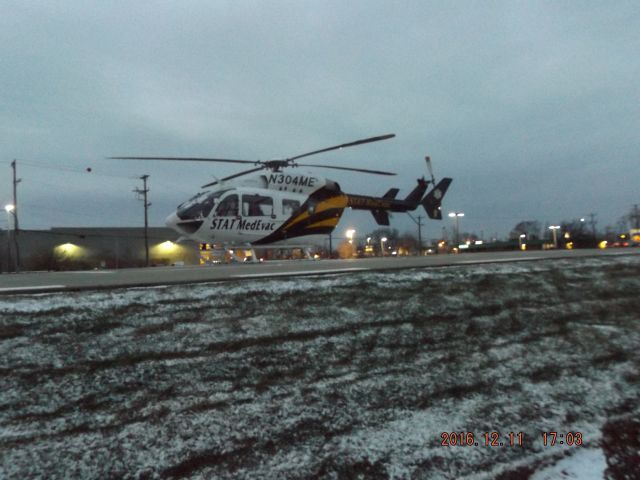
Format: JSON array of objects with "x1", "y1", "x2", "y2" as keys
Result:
[
  {"x1": 11, "y1": 160, "x2": 21, "y2": 272},
  {"x1": 588, "y1": 213, "x2": 597, "y2": 239},
  {"x1": 417, "y1": 215, "x2": 422, "y2": 255},
  {"x1": 407, "y1": 212, "x2": 424, "y2": 255},
  {"x1": 134, "y1": 175, "x2": 151, "y2": 267},
  {"x1": 630, "y1": 204, "x2": 640, "y2": 229}
]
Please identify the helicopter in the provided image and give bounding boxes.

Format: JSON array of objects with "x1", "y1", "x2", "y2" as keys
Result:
[{"x1": 112, "y1": 134, "x2": 452, "y2": 252}]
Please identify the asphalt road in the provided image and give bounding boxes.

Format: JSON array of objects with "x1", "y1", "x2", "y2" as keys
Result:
[{"x1": 1, "y1": 248, "x2": 638, "y2": 294}]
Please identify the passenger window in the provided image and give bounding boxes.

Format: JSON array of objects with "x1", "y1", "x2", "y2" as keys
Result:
[
  {"x1": 283, "y1": 199, "x2": 300, "y2": 215},
  {"x1": 242, "y1": 194, "x2": 273, "y2": 216},
  {"x1": 215, "y1": 194, "x2": 238, "y2": 217}
]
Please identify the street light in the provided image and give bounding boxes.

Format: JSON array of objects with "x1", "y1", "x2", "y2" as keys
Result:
[
  {"x1": 519, "y1": 233, "x2": 526, "y2": 251},
  {"x1": 448, "y1": 212, "x2": 464, "y2": 246},
  {"x1": 346, "y1": 229, "x2": 355, "y2": 245},
  {"x1": 381, "y1": 237, "x2": 387, "y2": 257},
  {"x1": 548, "y1": 226, "x2": 560, "y2": 249},
  {"x1": 4, "y1": 204, "x2": 15, "y2": 272}
]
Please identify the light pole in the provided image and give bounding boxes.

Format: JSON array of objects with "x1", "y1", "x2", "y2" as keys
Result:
[
  {"x1": 448, "y1": 212, "x2": 464, "y2": 246},
  {"x1": 380, "y1": 237, "x2": 387, "y2": 257},
  {"x1": 549, "y1": 225, "x2": 560, "y2": 248},
  {"x1": 5, "y1": 204, "x2": 15, "y2": 272}
]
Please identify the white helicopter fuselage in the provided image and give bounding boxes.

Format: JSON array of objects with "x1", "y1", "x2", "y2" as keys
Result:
[{"x1": 166, "y1": 172, "x2": 343, "y2": 247}]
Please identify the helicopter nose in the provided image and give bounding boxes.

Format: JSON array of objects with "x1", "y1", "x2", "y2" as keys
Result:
[
  {"x1": 165, "y1": 211, "x2": 180, "y2": 231},
  {"x1": 165, "y1": 211, "x2": 204, "y2": 235}
]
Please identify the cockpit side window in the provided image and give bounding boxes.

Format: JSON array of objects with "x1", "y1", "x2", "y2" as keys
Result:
[
  {"x1": 242, "y1": 194, "x2": 273, "y2": 216},
  {"x1": 177, "y1": 190, "x2": 228, "y2": 220},
  {"x1": 216, "y1": 194, "x2": 239, "y2": 217}
]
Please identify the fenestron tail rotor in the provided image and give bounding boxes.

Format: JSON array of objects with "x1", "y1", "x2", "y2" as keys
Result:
[
  {"x1": 425, "y1": 156, "x2": 437, "y2": 186},
  {"x1": 110, "y1": 133, "x2": 397, "y2": 187}
]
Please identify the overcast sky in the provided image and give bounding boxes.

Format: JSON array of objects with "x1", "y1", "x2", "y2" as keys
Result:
[{"x1": 1, "y1": 1, "x2": 638, "y2": 240}]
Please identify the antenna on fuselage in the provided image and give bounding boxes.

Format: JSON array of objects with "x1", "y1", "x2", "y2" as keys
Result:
[{"x1": 207, "y1": 175, "x2": 220, "y2": 188}]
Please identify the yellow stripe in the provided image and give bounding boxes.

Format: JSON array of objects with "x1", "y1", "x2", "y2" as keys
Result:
[
  {"x1": 308, "y1": 218, "x2": 340, "y2": 229},
  {"x1": 287, "y1": 211, "x2": 310, "y2": 229},
  {"x1": 286, "y1": 194, "x2": 348, "y2": 229},
  {"x1": 317, "y1": 194, "x2": 348, "y2": 212}
]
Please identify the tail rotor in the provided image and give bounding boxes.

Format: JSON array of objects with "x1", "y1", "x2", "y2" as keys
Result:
[
  {"x1": 425, "y1": 156, "x2": 437, "y2": 188},
  {"x1": 421, "y1": 155, "x2": 452, "y2": 219}
]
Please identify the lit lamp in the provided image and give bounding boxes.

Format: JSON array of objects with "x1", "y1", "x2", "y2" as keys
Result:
[
  {"x1": 4, "y1": 204, "x2": 16, "y2": 271},
  {"x1": 346, "y1": 229, "x2": 355, "y2": 245},
  {"x1": 363, "y1": 237, "x2": 373, "y2": 255},
  {"x1": 4, "y1": 204, "x2": 15, "y2": 228},
  {"x1": 158, "y1": 240, "x2": 177, "y2": 252},
  {"x1": 381, "y1": 237, "x2": 387, "y2": 257},
  {"x1": 56, "y1": 243, "x2": 78, "y2": 255},
  {"x1": 448, "y1": 212, "x2": 464, "y2": 246},
  {"x1": 519, "y1": 233, "x2": 526, "y2": 251}
]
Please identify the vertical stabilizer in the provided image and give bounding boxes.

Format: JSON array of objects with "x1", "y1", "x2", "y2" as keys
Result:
[
  {"x1": 383, "y1": 188, "x2": 399, "y2": 199},
  {"x1": 421, "y1": 178, "x2": 452, "y2": 219},
  {"x1": 404, "y1": 178, "x2": 429, "y2": 206}
]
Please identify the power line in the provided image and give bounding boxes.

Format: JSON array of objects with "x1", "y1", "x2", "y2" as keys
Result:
[
  {"x1": 7, "y1": 159, "x2": 138, "y2": 180},
  {"x1": 13, "y1": 161, "x2": 195, "y2": 196}
]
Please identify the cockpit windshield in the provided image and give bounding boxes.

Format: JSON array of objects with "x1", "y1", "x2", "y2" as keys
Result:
[{"x1": 177, "y1": 189, "x2": 230, "y2": 220}]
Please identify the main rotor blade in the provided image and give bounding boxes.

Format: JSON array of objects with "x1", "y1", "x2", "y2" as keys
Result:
[
  {"x1": 296, "y1": 163, "x2": 396, "y2": 176},
  {"x1": 201, "y1": 166, "x2": 266, "y2": 188},
  {"x1": 110, "y1": 156, "x2": 256, "y2": 165},
  {"x1": 287, "y1": 133, "x2": 395, "y2": 162}
]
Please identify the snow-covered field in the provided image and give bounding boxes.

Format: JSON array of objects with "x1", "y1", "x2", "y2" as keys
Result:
[{"x1": 1, "y1": 255, "x2": 639, "y2": 479}]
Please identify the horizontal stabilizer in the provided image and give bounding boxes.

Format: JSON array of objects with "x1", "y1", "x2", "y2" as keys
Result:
[
  {"x1": 421, "y1": 178, "x2": 452, "y2": 220},
  {"x1": 371, "y1": 209, "x2": 390, "y2": 225},
  {"x1": 383, "y1": 188, "x2": 399, "y2": 199}
]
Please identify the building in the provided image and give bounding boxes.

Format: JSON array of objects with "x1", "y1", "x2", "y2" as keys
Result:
[{"x1": 0, "y1": 227, "x2": 199, "y2": 272}]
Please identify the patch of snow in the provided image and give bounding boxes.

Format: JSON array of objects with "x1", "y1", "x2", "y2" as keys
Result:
[{"x1": 530, "y1": 448, "x2": 606, "y2": 479}]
